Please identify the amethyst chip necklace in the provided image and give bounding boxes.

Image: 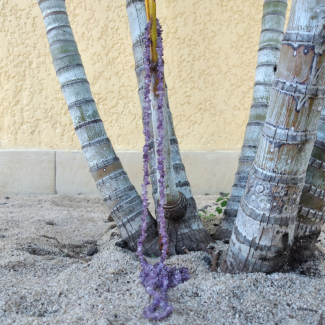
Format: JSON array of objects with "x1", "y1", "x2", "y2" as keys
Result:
[{"x1": 136, "y1": 20, "x2": 190, "y2": 321}]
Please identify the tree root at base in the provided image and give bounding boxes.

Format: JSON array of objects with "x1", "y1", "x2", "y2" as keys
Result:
[{"x1": 183, "y1": 244, "x2": 223, "y2": 272}]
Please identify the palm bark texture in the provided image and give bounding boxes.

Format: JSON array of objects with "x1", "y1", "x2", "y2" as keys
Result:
[
  {"x1": 290, "y1": 101, "x2": 325, "y2": 264},
  {"x1": 38, "y1": 0, "x2": 160, "y2": 256},
  {"x1": 216, "y1": 0, "x2": 288, "y2": 240},
  {"x1": 126, "y1": 0, "x2": 212, "y2": 254},
  {"x1": 222, "y1": 0, "x2": 325, "y2": 273}
]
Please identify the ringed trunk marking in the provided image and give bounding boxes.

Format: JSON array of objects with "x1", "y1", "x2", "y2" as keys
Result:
[
  {"x1": 38, "y1": 0, "x2": 160, "y2": 256},
  {"x1": 223, "y1": 0, "x2": 325, "y2": 273},
  {"x1": 126, "y1": 0, "x2": 212, "y2": 253},
  {"x1": 216, "y1": 0, "x2": 288, "y2": 240}
]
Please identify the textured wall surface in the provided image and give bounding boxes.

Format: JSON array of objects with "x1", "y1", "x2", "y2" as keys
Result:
[{"x1": 0, "y1": 0, "x2": 291, "y2": 151}]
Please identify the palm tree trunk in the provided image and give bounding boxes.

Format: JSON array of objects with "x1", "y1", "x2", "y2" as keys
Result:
[
  {"x1": 221, "y1": 0, "x2": 325, "y2": 273},
  {"x1": 289, "y1": 103, "x2": 325, "y2": 265},
  {"x1": 215, "y1": 0, "x2": 288, "y2": 240},
  {"x1": 145, "y1": 0, "x2": 180, "y2": 206},
  {"x1": 126, "y1": 0, "x2": 212, "y2": 254},
  {"x1": 149, "y1": 71, "x2": 180, "y2": 206},
  {"x1": 38, "y1": 0, "x2": 159, "y2": 256}
]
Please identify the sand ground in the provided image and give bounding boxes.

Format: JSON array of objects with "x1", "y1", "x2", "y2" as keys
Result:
[{"x1": 0, "y1": 194, "x2": 324, "y2": 325}]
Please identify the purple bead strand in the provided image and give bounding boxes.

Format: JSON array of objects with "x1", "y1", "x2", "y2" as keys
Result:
[
  {"x1": 156, "y1": 19, "x2": 169, "y2": 264},
  {"x1": 138, "y1": 20, "x2": 190, "y2": 321},
  {"x1": 137, "y1": 22, "x2": 152, "y2": 264}
]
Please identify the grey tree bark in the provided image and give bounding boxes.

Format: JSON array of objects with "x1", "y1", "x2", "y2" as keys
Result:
[
  {"x1": 126, "y1": 0, "x2": 213, "y2": 254},
  {"x1": 221, "y1": 0, "x2": 325, "y2": 273},
  {"x1": 38, "y1": 0, "x2": 160, "y2": 256},
  {"x1": 289, "y1": 103, "x2": 325, "y2": 265},
  {"x1": 215, "y1": 0, "x2": 288, "y2": 240}
]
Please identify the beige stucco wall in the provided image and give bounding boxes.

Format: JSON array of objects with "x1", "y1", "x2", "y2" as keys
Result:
[{"x1": 0, "y1": 0, "x2": 291, "y2": 152}]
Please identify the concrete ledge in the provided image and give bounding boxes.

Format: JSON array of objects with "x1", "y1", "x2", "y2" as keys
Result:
[
  {"x1": 55, "y1": 151, "x2": 148, "y2": 196},
  {"x1": 0, "y1": 150, "x2": 240, "y2": 196},
  {"x1": 56, "y1": 151, "x2": 98, "y2": 195},
  {"x1": 0, "y1": 150, "x2": 55, "y2": 195},
  {"x1": 181, "y1": 151, "x2": 240, "y2": 195}
]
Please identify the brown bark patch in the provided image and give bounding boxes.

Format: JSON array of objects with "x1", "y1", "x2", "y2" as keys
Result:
[{"x1": 277, "y1": 45, "x2": 315, "y2": 83}]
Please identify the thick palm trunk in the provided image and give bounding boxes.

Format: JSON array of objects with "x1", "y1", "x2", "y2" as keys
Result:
[
  {"x1": 222, "y1": 0, "x2": 325, "y2": 273},
  {"x1": 215, "y1": 0, "x2": 287, "y2": 240},
  {"x1": 289, "y1": 104, "x2": 325, "y2": 264},
  {"x1": 126, "y1": 0, "x2": 212, "y2": 254},
  {"x1": 38, "y1": 0, "x2": 159, "y2": 256}
]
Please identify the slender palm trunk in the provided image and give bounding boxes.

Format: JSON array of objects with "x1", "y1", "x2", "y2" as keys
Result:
[
  {"x1": 215, "y1": 0, "x2": 287, "y2": 240},
  {"x1": 149, "y1": 73, "x2": 179, "y2": 205},
  {"x1": 126, "y1": 0, "x2": 212, "y2": 254},
  {"x1": 38, "y1": 0, "x2": 159, "y2": 256},
  {"x1": 289, "y1": 103, "x2": 325, "y2": 264},
  {"x1": 221, "y1": 0, "x2": 325, "y2": 273},
  {"x1": 145, "y1": 0, "x2": 180, "y2": 206}
]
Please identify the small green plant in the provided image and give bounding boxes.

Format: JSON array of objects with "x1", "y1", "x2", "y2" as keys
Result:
[
  {"x1": 199, "y1": 210, "x2": 217, "y2": 220},
  {"x1": 215, "y1": 193, "x2": 229, "y2": 215},
  {"x1": 198, "y1": 193, "x2": 229, "y2": 219}
]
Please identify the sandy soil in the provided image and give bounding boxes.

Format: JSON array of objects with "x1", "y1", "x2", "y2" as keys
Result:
[{"x1": 0, "y1": 194, "x2": 324, "y2": 325}]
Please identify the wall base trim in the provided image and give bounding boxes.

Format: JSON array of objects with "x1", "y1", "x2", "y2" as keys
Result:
[{"x1": 0, "y1": 150, "x2": 240, "y2": 196}]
